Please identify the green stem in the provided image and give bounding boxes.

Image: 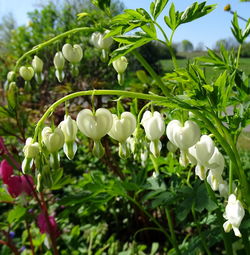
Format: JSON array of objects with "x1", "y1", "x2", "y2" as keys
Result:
[
  {"x1": 165, "y1": 208, "x2": 181, "y2": 255},
  {"x1": 14, "y1": 27, "x2": 96, "y2": 73},
  {"x1": 33, "y1": 89, "x2": 169, "y2": 141},
  {"x1": 132, "y1": 50, "x2": 170, "y2": 96},
  {"x1": 236, "y1": 44, "x2": 242, "y2": 68}
]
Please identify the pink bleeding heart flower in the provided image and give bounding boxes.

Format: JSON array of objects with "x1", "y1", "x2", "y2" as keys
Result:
[
  {"x1": 37, "y1": 213, "x2": 60, "y2": 238},
  {"x1": 7, "y1": 176, "x2": 23, "y2": 197},
  {"x1": 6, "y1": 174, "x2": 34, "y2": 198},
  {"x1": 0, "y1": 160, "x2": 13, "y2": 184}
]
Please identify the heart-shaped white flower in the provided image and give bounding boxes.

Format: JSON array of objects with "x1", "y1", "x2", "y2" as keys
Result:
[
  {"x1": 166, "y1": 120, "x2": 200, "y2": 150},
  {"x1": 108, "y1": 112, "x2": 136, "y2": 143},
  {"x1": 19, "y1": 66, "x2": 34, "y2": 81},
  {"x1": 23, "y1": 137, "x2": 39, "y2": 158},
  {"x1": 62, "y1": 44, "x2": 83, "y2": 64},
  {"x1": 76, "y1": 108, "x2": 113, "y2": 141},
  {"x1": 141, "y1": 111, "x2": 165, "y2": 141},
  {"x1": 42, "y1": 127, "x2": 65, "y2": 153}
]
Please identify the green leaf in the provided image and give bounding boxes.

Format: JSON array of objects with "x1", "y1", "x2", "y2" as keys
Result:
[
  {"x1": 180, "y1": 2, "x2": 216, "y2": 24},
  {"x1": 7, "y1": 206, "x2": 26, "y2": 224},
  {"x1": 150, "y1": 0, "x2": 169, "y2": 20},
  {"x1": 231, "y1": 12, "x2": 243, "y2": 43},
  {"x1": 0, "y1": 188, "x2": 13, "y2": 202},
  {"x1": 110, "y1": 36, "x2": 153, "y2": 63}
]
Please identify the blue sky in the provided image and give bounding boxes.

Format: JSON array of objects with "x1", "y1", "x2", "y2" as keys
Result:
[{"x1": 0, "y1": 0, "x2": 249, "y2": 48}]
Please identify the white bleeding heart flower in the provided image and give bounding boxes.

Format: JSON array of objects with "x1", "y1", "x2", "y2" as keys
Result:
[
  {"x1": 166, "y1": 120, "x2": 200, "y2": 150},
  {"x1": 141, "y1": 111, "x2": 165, "y2": 157},
  {"x1": 54, "y1": 52, "x2": 65, "y2": 70},
  {"x1": 223, "y1": 194, "x2": 245, "y2": 237},
  {"x1": 207, "y1": 147, "x2": 225, "y2": 176},
  {"x1": 60, "y1": 115, "x2": 78, "y2": 142},
  {"x1": 76, "y1": 108, "x2": 113, "y2": 141},
  {"x1": 189, "y1": 135, "x2": 215, "y2": 166},
  {"x1": 91, "y1": 31, "x2": 113, "y2": 50},
  {"x1": 108, "y1": 112, "x2": 136, "y2": 143},
  {"x1": 112, "y1": 57, "x2": 128, "y2": 74},
  {"x1": 7, "y1": 71, "x2": 15, "y2": 82},
  {"x1": 59, "y1": 115, "x2": 78, "y2": 160},
  {"x1": 23, "y1": 138, "x2": 39, "y2": 158},
  {"x1": 167, "y1": 141, "x2": 178, "y2": 153},
  {"x1": 32, "y1": 56, "x2": 43, "y2": 73},
  {"x1": 19, "y1": 66, "x2": 34, "y2": 81},
  {"x1": 62, "y1": 44, "x2": 83, "y2": 64},
  {"x1": 42, "y1": 127, "x2": 65, "y2": 153},
  {"x1": 207, "y1": 171, "x2": 223, "y2": 191},
  {"x1": 141, "y1": 111, "x2": 165, "y2": 141}
]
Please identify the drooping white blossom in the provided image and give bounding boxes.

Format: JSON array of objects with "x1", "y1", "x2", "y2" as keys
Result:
[{"x1": 223, "y1": 194, "x2": 245, "y2": 237}]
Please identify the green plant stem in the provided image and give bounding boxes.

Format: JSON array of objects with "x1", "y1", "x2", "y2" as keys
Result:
[
  {"x1": 165, "y1": 208, "x2": 181, "y2": 255},
  {"x1": 33, "y1": 90, "x2": 169, "y2": 141},
  {"x1": 132, "y1": 50, "x2": 170, "y2": 96},
  {"x1": 14, "y1": 27, "x2": 96, "y2": 73},
  {"x1": 236, "y1": 44, "x2": 242, "y2": 68}
]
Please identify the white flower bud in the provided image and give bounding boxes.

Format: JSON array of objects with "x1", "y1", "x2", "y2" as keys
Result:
[
  {"x1": 76, "y1": 108, "x2": 113, "y2": 141},
  {"x1": 91, "y1": 31, "x2": 113, "y2": 50},
  {"x1": 112, "y1": 56, "x2": 128, "y2": 74},
  {"x1": 7, "y1": 71, "x2": 15, "y2": 82},
  {"x1": 223, "y1": 194, "x2": 245, "y2": 237},
  {"x1": 141, "y1": 111, "x2": 165, "y2": 141},
  {"x1": 62, "y1": 44, "x2": 83, "y2": 64},
  {"x1": 23, "y1": 137, "x2": 39, "y2": 158},
  {"x1": 54, "y1": 52, "x2": 65, "y2": 70},
  {"x1": 166, "y1": 120, "x2": 200, "y2": 150},
  {"x1": 108, "y1": 112, "x2": 136, "y2": 143},
  {"x1": 42, "y1": 127, "x2": 65, "y2": 153},
  {"x1": 32, "y1": 55, "x2": 43, "y2": 73},
  {"x1": 19, "y1": 66, "x2": 34, "y2": 81},
  {"x1": 59, "y1": 115, "x2": 78, "y2": 142}
]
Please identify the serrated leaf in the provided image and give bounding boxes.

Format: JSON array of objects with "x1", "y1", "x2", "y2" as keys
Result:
[
  {"x1": 180, "y1": 2, "x2": 216, "y2": 24},
  {"x1": 150, "y1": 0, "x2": 169, "y2": 20},
  {"x1": 7, "y1": 206, "x2": 26, "y2": 224},
  {"x1": 110, "y1": 37, "x2": 153, "y2": 63}
]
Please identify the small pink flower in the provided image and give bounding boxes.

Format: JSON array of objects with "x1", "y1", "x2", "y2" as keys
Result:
[
  {"x1": 0, "y1": 160, "x2": 13, "y2": 184},
  {"x1": 37, "y1": 213, "x2": 59, "y2": 238},
  {"x1": 7, "y1": 176, "x2": 23, "y2": 197}
]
